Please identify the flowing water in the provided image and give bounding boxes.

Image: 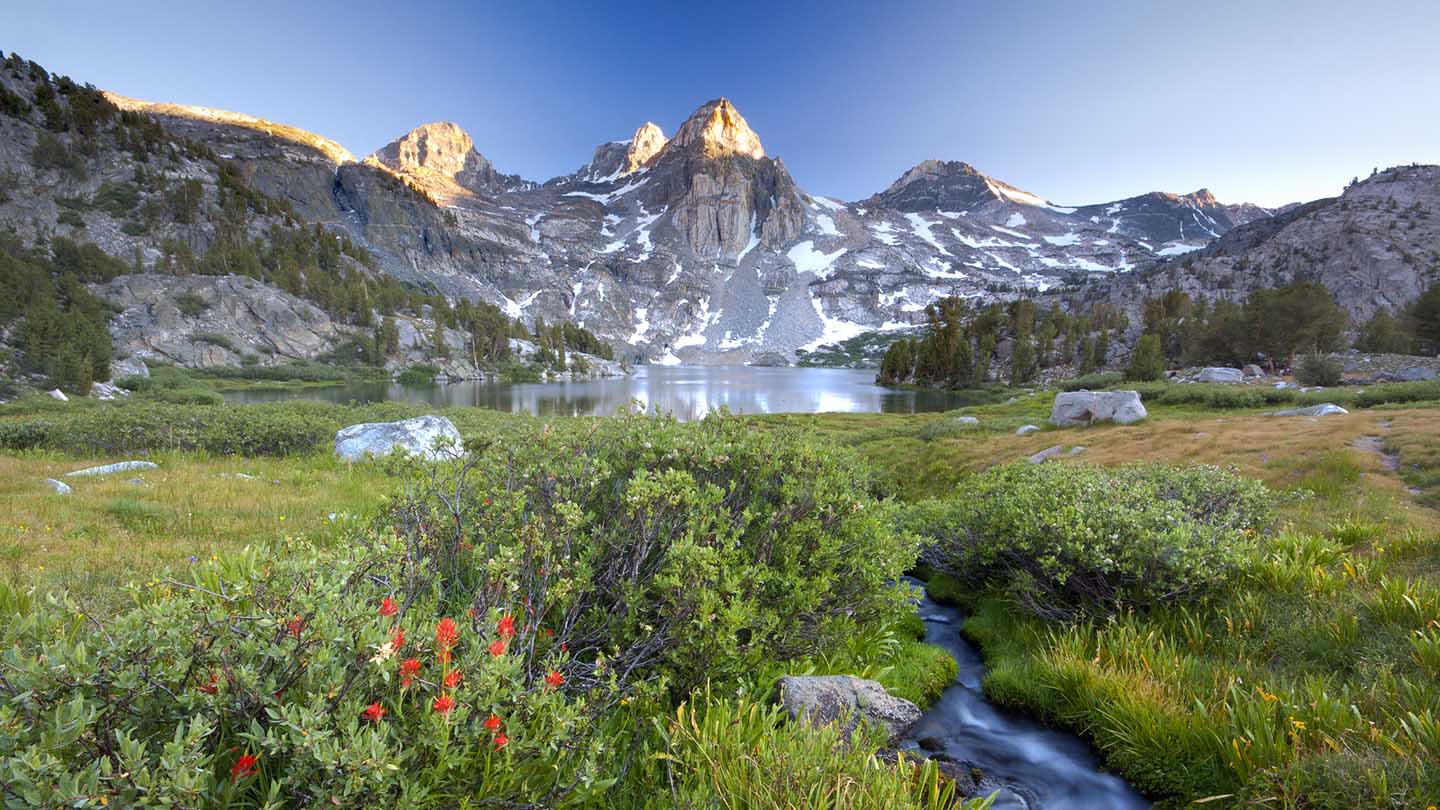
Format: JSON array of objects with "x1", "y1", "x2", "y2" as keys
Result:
[
  {"x1": 222, "y1": 365, "x2": 968, "y2": 419},
  {"x1": 906, "y1": 583, "x2": 1150, "y2": 809}
]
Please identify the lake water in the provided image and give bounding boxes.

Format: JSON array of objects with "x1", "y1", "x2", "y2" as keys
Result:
[{"x1": 222, "y1": 366, "x2": 964, "y2": 419}]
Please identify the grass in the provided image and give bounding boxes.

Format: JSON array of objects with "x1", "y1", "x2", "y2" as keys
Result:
[{"x1": 0, "y1": 451, "x2": 390, "y2": 605}]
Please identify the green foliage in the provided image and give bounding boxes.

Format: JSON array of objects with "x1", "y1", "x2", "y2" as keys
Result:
[
  {"x1": 498, "y1": 359, "x2": 542, "y2": 383},
  {"x1": 396, "y1": 363, "x2": 440, "y2": 385},
  {"x1": 30, "y1": 131, "x2": 86, "y2": 178},
  {"x1": 1355, "y1": 308, "x2": 1411, "y2": 354},
  {"x1": 910, "y1": 463, "x2": 1274, "y2": 618},
  {"x1": 655, "y1": 693, "x2": 991, "y2": 810},
  {"x1": 174, "y1": 290, "x2": 208, "y2": 317},
  {"x1": 0, "y1": 235, "x2": 114, "y2": 391},
  {"x1": 92, "y1": 180, "x2": 139, "y2": 216},
  {"x1": 1060, "y1": 371, "x2": 1125, "y2": 391},
  {"x1": 1296, "y1": 354, "x2": 1344, "y2": 387},
  {"x1": 1408, "y1": 283, "x2": 1440, "y2": 356},
  {"x1": 1125, "y1": 334, "x2": 1166, "y2": 381},
  {"x1": 390, "y1": 412, "x2": 919, "y2": 695},
  {"x1": 191, "y1": 331, "x2": 237, "y2": 352},
  {"x1": 879, "y1": 297, "x2": 1127, "y2": 388},
  {"x1": 0, "y1": 402, "x2": 336, "y2": 456}
]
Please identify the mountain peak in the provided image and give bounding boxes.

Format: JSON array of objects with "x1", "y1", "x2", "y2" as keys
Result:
[
  {"x1": 669, "y1": 98, "x2": 765, "y2": 160},
  {"x1": 625, "y1": 122, "x2": 668, "y2": 172},
  {"x1": 370, "y1": 121, "x2": 491, "y2": 179}
]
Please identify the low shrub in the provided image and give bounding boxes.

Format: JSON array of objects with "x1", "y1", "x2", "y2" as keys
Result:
[
  {"x1": 396, "y1": 363, "x2": 441, "y2": 386},
  {"x1": 1060, "y1": 371, "x2": 1124, "y2": 392},
  {"x1": 909, "y1": 463, "x2": 1274, "y2": 618},
  {"x1": 174, "y1": 290, "x2": 208, "y2": 317},
  {"x1": 191, "y1": 332, "x2": 237, "y2": 352},
  {"x1": 498, "y1": 360, "x2": 542, "y2": 383},
  {"x1": 389, "y1": 411, "x2": 920, "y2": 694},
  {"x1": 1354, "y1": 380, "x2": 1440, "y2": 408},
  {"x1": 0, "y1": 402, "x2": 336, "y2": 455},
  {"x1": 1297, "y1": 354, "x2": 1344, "y2": 387}
]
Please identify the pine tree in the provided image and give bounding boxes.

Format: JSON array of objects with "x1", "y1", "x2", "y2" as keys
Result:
[{"x1": 1125, "y1": 334, "x2": 1165, "y2": 381}]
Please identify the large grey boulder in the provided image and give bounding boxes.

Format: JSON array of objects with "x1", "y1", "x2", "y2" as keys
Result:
[
  {"x1": 111, "y1": 357, "x2": 149, "y2": 379},
  {"x1": 44, "y1": 478, "x2": 72, "y2": 495},
  {"x1": 66, "y1": 461, "x2": 159, "y2": 478},
  {"x1": 1243, "y1": 364, "x2": 1265, "y2": 378},
  {"x1": 775, "y1": 675, "x2": 921, "y2": 742},
  {"x1": 1050, "y1": 390, "x2": 1147, "y2": 427},
  {"x1": 1197, "y1": 367, "x2": 1244, "y2": 384},
  {"x1": 1271, "y1": 403, "x2": 1349, "y2": 418},
  {"x1": 1394, "y1": 366, "x2": 1437, "y2": 382},
  {"x1": 334, "y1": 415, "x2": 462, "y2": 462},
  {"x1": 47, "y1": 389, "x2": 68, "y2": 402}
]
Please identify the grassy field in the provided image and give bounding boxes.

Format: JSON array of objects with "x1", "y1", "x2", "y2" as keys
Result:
[{"x1": 4, "y1": 385, "x2": 1440, "y2": 806}]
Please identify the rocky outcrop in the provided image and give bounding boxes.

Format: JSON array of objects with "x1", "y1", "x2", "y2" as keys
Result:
[
  {"x1": 97, "y1": 274, "x2": 344, "y2": 367},
  {"x1": 1196, "y1": 367, "x2": 1244, "y2": 384},
  {"x1": 334, "y1": 415, "x2": 462, "y2": 462},
  {"x1": 1050, "y1": 390, "x2": 1148, "y2": 427},
  {"x1": 775, "y1": 675, "x2": 922, "y2": 743},
  {"x1": 66, "y1": 461, "x2": 159, "y2": 478},
  {"x1": 368, "y1": 121, "x2": 526, "y2": 195}
]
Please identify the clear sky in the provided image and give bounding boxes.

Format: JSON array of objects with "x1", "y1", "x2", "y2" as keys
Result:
[{"x1": 6, "y1": 0, "x2": 1438, "y2": 207}]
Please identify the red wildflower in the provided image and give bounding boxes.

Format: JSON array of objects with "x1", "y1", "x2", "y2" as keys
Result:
[
  {"x1": 497, "y1": 614, "x2": 515, "y2": 639},
  {"x1": 287, "y1": 616, "x2": 304, "y2": 638},
  {"x1": 545, "y1": 670, "x2": 565, "y2": 689},
  {"x1": 542, "y1": 627, "x2": 554, "y2": 638},
  {"x1": 230, "y1": 753, "x2": 258, "y2": 782},
  {"x1": 484, "y1": 713, "x2": 502, "y2": 731},
  {"x1": 493, "y1": 732, "x2": 509, "y2": 750},
  {"x1": 197, "y1": 672, "x2": 219, "y2": 695},
  {"x1": 435, "y1": 617, "x2": 458, "y2": 649},
  {"x1": 390, "y1": 627, "x2": 405, "y2": 649},
  {"x1": 560, "y1": 643, "x2": 568, "y2": 653},
  {"x1": 444, "y1": 669, "x2": 462, "y2": 689},
  {"x1": 379, "y1": 597, "x2": 398, "y2": 617},
  {"x1": 488, "y1": 639, "x2": 506, "y2": 657},
  {"x1": 433, "y1": 694, "x2": 456, "y2": 714},
  {"x1": 364, "y1": 702, "x2": 385, "y2": 723},
  {"x1": 400, "y1": 657, "x2": 421, "y2": 687},
  {"x1": 467, "y1": 607, "x2": 477, "y2": 619}
]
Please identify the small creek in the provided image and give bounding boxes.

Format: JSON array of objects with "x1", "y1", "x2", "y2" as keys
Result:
[{"x1": 903, "y1": 582, "x2": 1150, "y2": 809}]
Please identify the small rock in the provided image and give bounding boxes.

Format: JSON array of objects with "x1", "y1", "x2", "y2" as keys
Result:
[
  {"x1": 1271, "y1": 403, "x2": 1348, "y2": 418},
  {"x1": 1068, "y1": 446, "x2": 1087, "y2": 455},
  {"x1": 775, "y1": 675, "x2": 922, "y2": 742},
  {"x1": 47, "y1": 388, "x2": 68, "y2": 401},
  {"x1": 1243, "y1": 364, "x2": 1265, "y2": 377},
  {"x1": 918, "y1": 736, "x2": 946, "y2": 753},
  {"x1": 1198, "y1": 366, "x2": 1244, "y2": 380},
  {"x1": 111, "y1": 356, "x2": 150, "y2": 379},
  {"x1": 66, "y1": 460, "x2": 159, "y2": 478},
  {"x1": 954, "y1": 416, "x2": 979, "y2": 424},
  {"x1": 90, "y1": 381, "x2": 128, "y2": 400},
  {"x1": 1027, "y1": 445, "x2": 1065, "y2": 464},
  {"x1": 45, "y1": 478, "x2": 72, "y2": 495},
  {"x1": 1015, "y1": 424, "x2": 1041, "y2": 435}
]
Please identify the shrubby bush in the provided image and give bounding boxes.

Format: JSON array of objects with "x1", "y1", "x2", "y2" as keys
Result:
[
  {"x1": 0, "y1": 402, "x2": 335, "y2": 455},
  {"x1": 908, "y1": 463, "x2": 1274, "y2": 618},
  {"x1": 1296, "y1": 354, "x2": 1344, "y2": 387},
  {"x1": 0, "y1": 413, "x2": 932, "y2": 806},
  {"x1": 1060, "y1": 371, "x2": 1124, "y2": 392},
  {"x1": 388, "y1": 411, "x2": 919, "y2": 694}
]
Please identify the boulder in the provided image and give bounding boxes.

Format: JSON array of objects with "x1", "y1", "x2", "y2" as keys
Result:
[
  {"x1": 775, "y1": 675, "x2": 921, "y2": 742},
  {"x1": 1394, "y1": 366, "x2": 1437, "y2": 382},
  {"x1": 1049, "y1": 390, "x2": 1147, "y2": 427},
  {"x1": 1271, "y1": 403, "x2": 1349, "y2": 418},
  {"x1": 954, "y1": 416, "x2": 979, "y2": 424},
  {"x1": 90, "y1": 381, "x2": 128, "y2": 400},
  {"x1": 44, "y1": 478, "x2": 72, "y2": 495},
  {"x1": 1197, "y1": 367, "x2": 1244, "y2": 384},
  {"x1": 334, "y1": 415, "x2": 462, "y2": 462},
  {"x1": 66, "y1": 461, "x2": 159, "y2": 478},
  {"x1": 47, "y1": 389, "x2": 68, "y2": 401},
  {"x1": 1027, "y1": 445, "x2": 1065, "y2": 464},
  {"x1": 1243, "y1": 364, "x2": 1265, "y2": 377},
  {"x1": 111, "y1": 357, "x2": 149, "y2": 379},
  {"x1": 1015, "y1": 424, "x2": 1041, "y2": 435},
  {"x1": 748, "y1": 351, "x2": 790, "y2": 367}
]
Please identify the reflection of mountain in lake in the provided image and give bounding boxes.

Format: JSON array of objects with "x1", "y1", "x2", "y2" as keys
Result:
[{"x1": 222, "y1": 367, "x2": 965, "y2": 419}]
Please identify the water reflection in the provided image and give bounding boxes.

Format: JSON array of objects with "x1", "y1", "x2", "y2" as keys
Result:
[{"x1": 223, "y1": 366, "x2": 964, "y2": 419}]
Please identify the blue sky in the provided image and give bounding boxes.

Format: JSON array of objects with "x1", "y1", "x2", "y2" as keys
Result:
[{"x1": 7, "y1": 0, "x2": 1438, "y2": 206}]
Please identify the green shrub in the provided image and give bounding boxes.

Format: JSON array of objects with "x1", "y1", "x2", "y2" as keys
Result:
[
  {"x1": 1125, "y1": 334, "x2": 1166, "y2": 381},
  {"x1": 1297, "y1": 354, "x2": 1344, "y2": 387},
  {"x1": 389, "y1": 412, "x2": 920, "y2": 694},
  {"x1": 655, "y1": 692, "x2": 986, "y2": 810},
  {"x1": 0, "y1": 402, "x2": 335, "y2": 456},
  {"x1": 56, "y1": 208, "x2": 84, "y2": 228},
  {"x1": 191, "y1": 332, "x2": 236, "y2": 352},
  {"x1": 909, "y1": 463, "x2": 1274, "y2": 618},
  {"x1": 174, "y1": 290, "x2": 208, "y2": 317},
  {"x1": 498, "y1": 360, "x2": 542, "y2": 383},
  {"x1": 397, "y1": 363, "x2": 440, "y2": 385},
  {"x1": 1060, "y1": 371, "x2": 1124, "y2": 392},
  {"x1": 119, "y1": 221, "x2": 146, "y2": 236},
  {"x1": 1354, "y1": 380, "x2": 1440, "y2": 408},
  {"x1": 143, "y1": 386, "x2": 223, "y2": 405}
]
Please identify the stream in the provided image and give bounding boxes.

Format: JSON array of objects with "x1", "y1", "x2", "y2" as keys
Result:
[{"x1": 903, "y1": 582, "x2": 1150, "y2": 809}]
